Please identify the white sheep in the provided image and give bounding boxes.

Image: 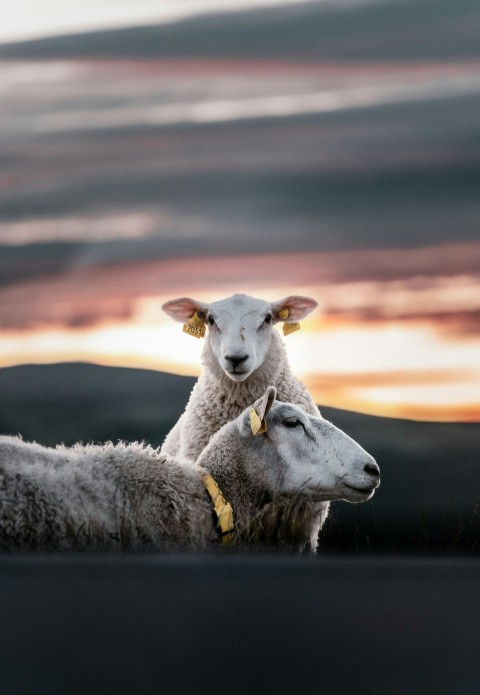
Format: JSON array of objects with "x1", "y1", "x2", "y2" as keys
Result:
[
  {"x1": 161, "y1": 292, "x2": 328, "y2": 546},
  {"x1": 0, "y1": 387, "x2": 379, "y2": 552},
  {"x1": 161, "y1": 293, "x2": 320, "y2": 461}
]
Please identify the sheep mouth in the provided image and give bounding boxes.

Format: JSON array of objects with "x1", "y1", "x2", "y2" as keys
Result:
[
  {"x1": 342, "y1": 482, "x2": 378, "y2": 502},
  {"x1": 344, "y1": 482, "x2": 378, "y2": 494},
  {"x1": 226, "y1": 369, "x2": 251, "y2": 381}
]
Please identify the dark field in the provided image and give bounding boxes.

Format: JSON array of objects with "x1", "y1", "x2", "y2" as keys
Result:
[{"x1": 0, "y1": 554, "x2": 479, "y2": 695}]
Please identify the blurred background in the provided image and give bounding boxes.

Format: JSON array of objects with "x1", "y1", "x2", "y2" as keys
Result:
[
  {"x1": 0, "y1": 0, "x2": 479, "y2": 552},
  {"x1": 1, "y1": 4, "x2": 480, "y2": 694}
]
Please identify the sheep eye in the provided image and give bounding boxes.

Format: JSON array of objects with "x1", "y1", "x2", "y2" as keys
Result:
[
  {"x1": 264, "y1": 314, "x2": 272, "y2": 324},
  {"x1": 208, "y1": 316, "x2": 215, "y2": 326},
  {"x1": 282, "y1": 419, "x2": 301, "y2": 428}
]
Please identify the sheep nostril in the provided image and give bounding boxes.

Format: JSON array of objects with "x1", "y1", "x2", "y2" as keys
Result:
[
  {"x1": 226, "y1": 355, "x2": 249, "y2": 369},
  {"x1": 364, "y1": 461, "x2": 380, "y2": 477}
]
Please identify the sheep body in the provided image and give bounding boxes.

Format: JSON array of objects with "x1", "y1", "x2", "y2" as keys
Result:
[
  {"x1": 0, "y1": 389, "x2": 380, "y2": 552},
  {"x1": 0, "y1": 437, "x2": 214, "y2": 551}
]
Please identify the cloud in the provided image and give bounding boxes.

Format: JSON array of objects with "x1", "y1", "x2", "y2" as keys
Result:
[
  {"x1": 304, "y1": 370, "x2": 480, "y2": 422},
  {"x1": 0, "y1": 0, "x2": 317, "y2": 45},
  {"x1": 0, "y1": 244, "x2": 478, "y2": 331},
  {"x1": 0, "y1": 211, "x2": 161, "y2": 245},
  {"x1": 4, "y1": 57, "x2": 480, "y2": 137}
]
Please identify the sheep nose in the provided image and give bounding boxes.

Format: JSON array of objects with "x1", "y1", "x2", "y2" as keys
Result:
[
  {"x1": 226, "y1": 354, "x2": 249, "y2": 369},
  {"x1": 364, "y1": 461, "x2": 380, "y2": 478}
]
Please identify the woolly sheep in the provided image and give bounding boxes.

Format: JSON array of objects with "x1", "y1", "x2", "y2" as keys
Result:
[
  {"x1": 161, "y1": 292, "x2": 327, "y2": 546},
  {"x1": 161, "y1": 293, "x2": 320, "y2": 462},
  {"x1": 0, "y1": 387, "x2": 379, "y2": 551}
]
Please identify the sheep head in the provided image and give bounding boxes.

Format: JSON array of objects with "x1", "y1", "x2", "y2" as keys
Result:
[
  {"x1": 236, "y1": 388, "x2": 381, "y2": 504},
  {"x1": 162, "y1": 293, "x2": 318, "y2": 382}
]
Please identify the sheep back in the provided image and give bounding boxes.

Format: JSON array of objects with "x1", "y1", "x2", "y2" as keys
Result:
[{"x1": 0, "y1": 437, "x2": 214, "y2": 551}]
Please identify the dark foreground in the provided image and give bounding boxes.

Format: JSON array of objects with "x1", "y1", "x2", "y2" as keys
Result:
[{"x1": 0, "y1": 554, "x2": 479, "y2": 695}]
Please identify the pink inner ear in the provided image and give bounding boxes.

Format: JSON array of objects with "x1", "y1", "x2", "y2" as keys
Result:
[
  {"x1": 161, "y1": 297, "x2": 207, "y2": 322},
  {"x1": 272, "y1": 295, "x2": 318, "y2": 321}
]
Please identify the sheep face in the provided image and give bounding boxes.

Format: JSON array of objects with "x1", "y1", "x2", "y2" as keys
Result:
[
  {"x1": 162, "y1": 293, "x2": 318, "y2": 383},
  {"x1": 204, "y1": 294, "x2": 274, "y2": 382},
  {"x1": 239, "y1": 388, "x2": 380, "y2": 504}
]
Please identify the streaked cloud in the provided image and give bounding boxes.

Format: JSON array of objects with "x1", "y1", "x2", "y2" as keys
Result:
[
  {"x1": 0, "y1": 0, "x2": 322, "y2": 45},
  {"x1": 4, "y1": 60, "x2": 480, "y2": 136},
  {"x1": 0, "y1": 211, "x2": 161, "y2": 245},
  {"x1": 0, "y1": 245, "x2": 478, "y2": 330},
  {"x1": 305, "y1": 370, "x2": 480, "y2": 422}
]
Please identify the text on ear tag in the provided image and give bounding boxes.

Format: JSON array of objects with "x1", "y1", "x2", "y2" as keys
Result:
[
  {"x1": 250, "y1": 408, "x2": 267, "y2": 436},
  {"x1": 283, "y1": 322, "x2": 301, "y2": 336},
  {"x1": 183, "y1": 312, "x2": 206, "y2": 339}
]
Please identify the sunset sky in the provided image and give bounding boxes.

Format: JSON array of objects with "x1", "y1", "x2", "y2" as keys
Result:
[{"x1": 1, "y1": 0, "x2": 479, "y2": 422}]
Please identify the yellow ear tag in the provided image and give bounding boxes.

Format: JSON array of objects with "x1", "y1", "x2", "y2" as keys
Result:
[
  {"x1": 183, "y1": 311, "x2": 206, "y2": 339},
  {"x1": 278, "y1": 307, "x2": 301, "y2": 336},
  {"x1": 250, "y1": 408, "x2": 267, "y2": 436},
  {"x1": 283, "y1": 322, "x2": 301, "y2": 336}
]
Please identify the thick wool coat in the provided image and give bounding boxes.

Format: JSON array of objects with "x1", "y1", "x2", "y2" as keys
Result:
[
  {"x1": 162, "y1": 329, "x2": 319, "y2": 461},
  {"x1": 0, "y1": 419, "x2": 326, "y2": 551}
]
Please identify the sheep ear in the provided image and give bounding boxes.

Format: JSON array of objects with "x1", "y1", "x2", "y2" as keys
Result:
[
  {"x1": 271, "y1": 296, "x2": 318, "y2": 337},
  {"x1": 271, "y1": 296, "x2": 318, "y2": 323},
  {"x1": 161, "y1": 297, "x2": 209, "y2": 322},
  {"x1": 238, "y1": 386, "x2": 277, "y2": 437},
  {"x1": 271, "y1": 295, "x2": 318, "y2": 323}
]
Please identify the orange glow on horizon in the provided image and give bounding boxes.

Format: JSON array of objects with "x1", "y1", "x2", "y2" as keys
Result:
[
  {"x1": 0, "y1": 245, "x2": 478, "y2": 423},
  {"x1": 1, "y1": 312, "x2": 479, "y2": 423}
]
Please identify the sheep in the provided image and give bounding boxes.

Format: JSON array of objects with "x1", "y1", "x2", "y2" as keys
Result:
[
  {"x1": 161, "y1": 293, "x2": 320, "y2": 462},
  {"x1": 0, "y1": 387, "x2": 380, "y2": 552},
  {"x1": 161, "y1": 292, "x2": 328, "y2": 546}
]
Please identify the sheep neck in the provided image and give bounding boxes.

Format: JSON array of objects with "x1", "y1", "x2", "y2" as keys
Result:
[
  {"x1": 198, "y1": 427, "x2": 323, "y2": 551},
  {"x1": 199, "y1": 427, "x2": 267, "y2": 527}
]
